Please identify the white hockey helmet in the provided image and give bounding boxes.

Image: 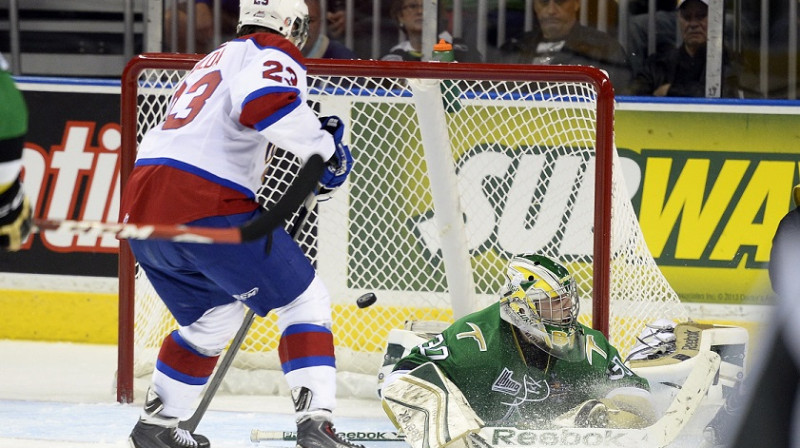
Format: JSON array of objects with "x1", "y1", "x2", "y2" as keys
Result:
[
  {"x1": 237, "y1": 0, "x2": 310, "y2": 50},
  {"x1": 499, "y1": 253, "x2": 585, "y2": 361}
]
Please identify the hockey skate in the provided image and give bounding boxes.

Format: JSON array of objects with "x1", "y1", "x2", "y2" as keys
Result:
[
  {"x1": 295, "y1": 413, "x2": 365, "y2": 448},
  {"x1": 129, "y1": 389, "x2": 210, "y2": 448},
  {"x1": 292, "y1": 386, "x2": 364, "y2": 448}
]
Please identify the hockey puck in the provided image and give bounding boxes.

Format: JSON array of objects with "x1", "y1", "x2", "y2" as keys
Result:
[{"x1": 356, "y1": 292, "x2": 377, "y2": 308}]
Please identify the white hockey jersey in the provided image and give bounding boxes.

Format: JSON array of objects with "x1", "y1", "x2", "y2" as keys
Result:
[{"x1": 121, "y1": 33, "x2": 335, "y2": 225}]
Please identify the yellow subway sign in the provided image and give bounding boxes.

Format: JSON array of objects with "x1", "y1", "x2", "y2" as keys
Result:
[{"x1": 617, "y1": 107, "x2": 800, "y2": 305}]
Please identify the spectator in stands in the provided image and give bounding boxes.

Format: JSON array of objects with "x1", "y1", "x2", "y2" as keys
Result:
[
  {"x1": 628, "y1": 0, "x2": 741, "y2": 97},
  {"x1": 380, "y1": 0, "x2": 481, "y2": 62},
  {"x1": 164, "y1": 0, "x2": 239, "y2": 53},
  {"x1": 500, "y1": 0, "x2": 632, "y2": 91},
  {"x1": 303, "y1": 0, "x2": 357, "y2": 59}
]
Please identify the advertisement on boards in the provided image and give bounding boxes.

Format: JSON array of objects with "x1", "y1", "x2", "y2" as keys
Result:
[
  {"x1": 616, "y1": 106, "x2": 796, "y2": 306},
  {"x1": 1, "y1": 82, "x2": 793, "y2": 311},
  {"x1": 0, "y1": 87, "x2": 121, "y2": 278}
]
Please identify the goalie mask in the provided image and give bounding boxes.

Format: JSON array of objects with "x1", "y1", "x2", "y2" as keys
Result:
[
  {"x1": 238, "y1": 0, "x2": 310, "y2": 50},
  {"x1": 499, "y1": 254, "x2": 586, "y2": 361}
]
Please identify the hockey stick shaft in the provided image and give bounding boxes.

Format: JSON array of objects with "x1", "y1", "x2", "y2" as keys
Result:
[
  {"x1": 250, "y1": 429, "x2": 404, "y2": 442},
  {"x1": 33, "y1": 218, "x2": 246, "y2": 244},
  {"x1": 33, "y1": 154, "x2": 324, "y2": 244},
  {"x1": 180, "y1": 192, "x2": 318, "y2": 433}
]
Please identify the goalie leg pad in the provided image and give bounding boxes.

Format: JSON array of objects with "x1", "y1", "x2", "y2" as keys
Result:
[{"x1": 382, "y1": 362, "x2": 484, "y2": 448}]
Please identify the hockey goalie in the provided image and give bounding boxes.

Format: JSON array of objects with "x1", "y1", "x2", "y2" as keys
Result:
[{"x1": 378, "y1": 253, "x2": 748, "y2": 448}]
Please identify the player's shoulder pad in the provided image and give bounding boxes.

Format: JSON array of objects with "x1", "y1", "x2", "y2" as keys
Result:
[{"x1": 235, "y1": 32, "x2": 306, "y2": 67}]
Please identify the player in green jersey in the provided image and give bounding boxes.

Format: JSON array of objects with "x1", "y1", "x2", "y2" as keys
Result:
[
  {"x1": 380, "y1": 254, "x2": 655, "y2": 448},
  {"x1": 0, "y1": 54, "x2": 32, "y2": 251}
]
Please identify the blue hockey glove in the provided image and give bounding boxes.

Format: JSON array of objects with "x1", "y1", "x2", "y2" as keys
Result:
[{"x1": 317, "y1": 116, "x2": 353, "y2": 201}]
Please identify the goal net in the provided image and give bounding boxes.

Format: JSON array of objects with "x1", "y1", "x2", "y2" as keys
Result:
[{"x1": 118, "y1": 55, "x2": 688, "y2": 403}]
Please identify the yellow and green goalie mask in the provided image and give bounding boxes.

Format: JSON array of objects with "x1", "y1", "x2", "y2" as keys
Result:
[{"x1": 499, "y1": 253, "x2": 585, "y2": 361}]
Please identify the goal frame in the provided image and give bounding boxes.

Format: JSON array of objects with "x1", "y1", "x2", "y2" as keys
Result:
[{"x1": 117, "y1": 55, "x2": 615, "y2": 403}]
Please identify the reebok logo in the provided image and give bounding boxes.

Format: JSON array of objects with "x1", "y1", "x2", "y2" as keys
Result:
[{"x1": 487, "y1": 427, "x2": 627, "y2": 446}]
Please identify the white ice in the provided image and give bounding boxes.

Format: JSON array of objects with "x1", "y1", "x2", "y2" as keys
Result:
[
  {"x1": 0, "y1": 340, "x2": 715, "y2": 448},
  {"x1": 0, "y1": 340, "x2": 396, "y2": 448}
]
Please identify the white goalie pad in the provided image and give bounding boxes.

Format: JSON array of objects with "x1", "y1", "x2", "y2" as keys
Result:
[
  {"x1": 382, "y1": 362, "x2": 485, "y2": 448},
  {"x1": 377, "y1": 320, "x2": 451, "y2": 397}
]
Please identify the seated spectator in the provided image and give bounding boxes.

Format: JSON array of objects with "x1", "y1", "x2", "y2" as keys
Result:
[
  {"x1": 163, "y1": 0, "x2": 239, "y2": 53},
  {"x1": 460, "y1": 0, "x2": 619, "y2": 63},
  {"x1": 628, "y1": 0, "x2": 741, "y2": 97},
  {"x1": 500, "y1": 0, "x2": 632, "y2": 92},
  {"x1": 380, "y1": 0, "x2": 481, "y2": 62},
  {"x1": 303, "y1": 0, "x2": 357, "y2": 59}
]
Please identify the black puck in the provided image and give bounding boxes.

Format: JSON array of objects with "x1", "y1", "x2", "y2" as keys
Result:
[{"x1": 356, "y1": 292, "x2": 377, "y2": 308}]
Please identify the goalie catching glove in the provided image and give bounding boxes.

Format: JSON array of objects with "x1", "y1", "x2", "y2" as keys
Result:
[
  {"x1": 0, "y1": 175, "x2": 32, "y2": 251},
  {"x1": 317, "y1": 116, "x2": 353, "y2": 202}
]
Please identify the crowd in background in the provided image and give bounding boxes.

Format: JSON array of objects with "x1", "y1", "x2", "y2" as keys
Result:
[
  {"x1": 2, "y1": 0, "x2": 800, "y2": 99},
  {"x1": 159, "y1": 0, "x2": 800, "y2": 99}
]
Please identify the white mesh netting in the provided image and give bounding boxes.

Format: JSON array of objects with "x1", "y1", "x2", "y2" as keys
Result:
[{"x1": 124, "y1": 58, "x2": 688, "y2": 399}]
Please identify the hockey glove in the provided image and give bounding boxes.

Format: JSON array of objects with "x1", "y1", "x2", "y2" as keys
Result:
[
  {"x1": 317, "y1": 116, "x2": 353, "y2": 202},
  {"x1": 0, "y1": 176, "x2": 32, "y2": 251}
]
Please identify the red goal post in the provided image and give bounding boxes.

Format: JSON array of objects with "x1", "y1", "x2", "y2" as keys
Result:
[{"x1": 117, "y1": 55, "x2": 686, "y2": 403}]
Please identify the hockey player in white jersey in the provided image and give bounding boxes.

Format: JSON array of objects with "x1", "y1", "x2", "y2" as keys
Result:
[{"x1": 121, "y1": 1, "x2": 359, "y2": 447}]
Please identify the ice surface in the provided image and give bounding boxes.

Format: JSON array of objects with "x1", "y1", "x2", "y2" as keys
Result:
[
  {"x1": 0, "y1": 340, "x2": 715, "y2": 447},
  {"x1": 0, "y1": 340, "x2": 396, "y2": 448}
]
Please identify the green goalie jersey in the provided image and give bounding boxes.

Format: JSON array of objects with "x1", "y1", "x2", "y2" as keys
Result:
[
  {"x1": 393, "y1": 303, "x2": 649, "y2": 427},
  {"x1": 0, "y1": 54, "x2": 27, "y2": 142}
]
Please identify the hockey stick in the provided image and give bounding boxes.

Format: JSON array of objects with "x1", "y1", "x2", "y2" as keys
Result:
[
  {"x1": 32, "y1": 154, "x2": 324, "y2": 244},
  {"x1": 32, "y1": 218, "x2": 263, "y2": 244},
  {"x1": 180, "y1": 191, "x2": 318, "y2": 433}
]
